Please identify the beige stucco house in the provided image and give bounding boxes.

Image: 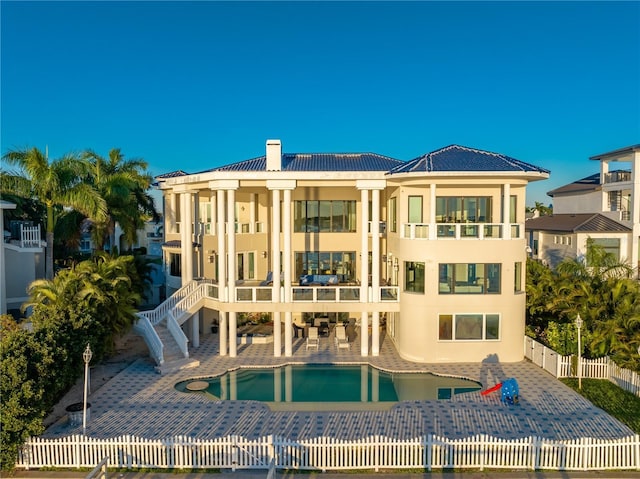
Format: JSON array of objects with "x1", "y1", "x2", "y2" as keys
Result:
[{"x1": 142, "y1": 140, "x2": 549, "y2": 367}]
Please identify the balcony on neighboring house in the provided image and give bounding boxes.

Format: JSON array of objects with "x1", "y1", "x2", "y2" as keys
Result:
[
  {"x1": 5, "y1": 221, "x2": 45, "y2": 249},
  {"x1": 604, "y1": 170, "x2": 632, "y2": 184}
]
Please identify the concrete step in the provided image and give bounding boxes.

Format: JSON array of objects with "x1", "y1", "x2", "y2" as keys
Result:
[{"x1": 155, "y1": 357, "x2": 200, "y2": 375}]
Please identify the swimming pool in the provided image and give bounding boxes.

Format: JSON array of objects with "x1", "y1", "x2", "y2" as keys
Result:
[{"x1": 175, "y1": 364, "x2": 481, "y2": 411}]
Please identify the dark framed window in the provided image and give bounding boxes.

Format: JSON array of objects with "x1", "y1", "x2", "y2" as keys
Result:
[
  {"x1": 404, "y1": 261, "x2": 425, "y2": 293},
  {"x1": 439, "y1": 313, "x2": 500, "y2": 341},
  {"x1": 169, "y1": 253, "x2": 181, "y2": 277},
  {"x1": 436, "y1": 196, "x2": 492, "y2": 223},
  {"x1": 389, "y1": 197, "x2": 397, "y2": 233},
  {"x1": 438, "y1": 263, "x2": 501, "y2": 294},
  {"x1": 514, "y1": 262, "x2": 522, "y2": 292},
  {"x1": 294, "y1": 201, "x2": 356, "y2": 232},
  {"x1": 295, "y1": 251, "x2": 355, "y2": 282}
]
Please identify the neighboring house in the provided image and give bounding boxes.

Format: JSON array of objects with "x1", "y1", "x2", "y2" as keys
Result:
[
  {"x1": 149, "y1": 140, "x2": 548, "y2": 365},
  {"x1": 0, "y1": 200, "x2": 45, "y2": 315},
  {"x1": 525, "y1": 213, "x2": 631, "y2": 269},
  {"x1": 526, "y1": 145, "x2": 640, "y2": 274},
  {"x1": 77, "y1": 217, "x2": 166, "y2": 307}
]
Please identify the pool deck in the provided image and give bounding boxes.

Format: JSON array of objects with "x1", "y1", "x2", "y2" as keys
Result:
[{"x1": 43, "y1": 332, "x2": 634, "y2": 441}]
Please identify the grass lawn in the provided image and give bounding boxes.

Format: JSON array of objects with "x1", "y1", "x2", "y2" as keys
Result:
[{"x1": 561, "y1": 378, "x2": 640, "y2": 434}]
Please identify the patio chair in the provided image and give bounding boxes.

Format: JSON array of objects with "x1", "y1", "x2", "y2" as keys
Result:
[
  {"x1": 306, "y1": 327, "x2": 319, "y2": 350},
  {"x1": 334, "y1": 325, "x2": 350, "y2": 349}
]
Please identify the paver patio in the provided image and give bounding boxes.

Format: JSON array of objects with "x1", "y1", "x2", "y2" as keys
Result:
[{"x1": 43, "y1": 331, "x2": 634, "y2": 441}]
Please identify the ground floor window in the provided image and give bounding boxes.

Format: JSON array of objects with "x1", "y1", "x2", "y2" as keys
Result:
[{"x1": 438, "y1": 313, "x2": 500, "y2": 341}]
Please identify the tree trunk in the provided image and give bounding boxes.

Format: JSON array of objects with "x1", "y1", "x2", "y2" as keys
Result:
[{"x1": 46, "y1": 231, "x2": 54, "y2": 280}]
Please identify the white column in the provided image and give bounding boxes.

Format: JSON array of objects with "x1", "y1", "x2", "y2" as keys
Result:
[
  {"x1": 503, "y1": 184, "x2": 511, "y2": 240},
  {"x1": 191, "y1": 310, "x2": 200, "y2": 348},
  {"x1": 371, "y1": 189, "x2": 380, "y2": 299},
  {"x1": 360, "y1": 189, "x2": 369, "y2": 356},
  {"x1": 219, "y1": 311, "x2": 227, "y2": 356},
  {"x1": 217, "y1": 190, "x2": 226, "y2": 292},
  {"x1": 360, "y1": 188, "x2": 369, "y2": 301},
  {"x1": 284, "y1": 312, "x2": 293, "y2": 357},
  {"x1": 371, "y1": 189, "x2": 380, "y2": 356},
  {"x1": 184, "y1": 192, "x2": 195, "y2": 282},
  {"x1": 227, "y1": 188, "x2": 237, "y2": 302},
  {"x1": 210, "y1": 191, "x2": 216, "y2": 230},
  {"x1": 179, "y1": 194, "x2": 186, "y2": 284},
  {"x1": 283, "y1": 188, "x2": 293, "y2": 357},
  {"x1": 229, "y1": 311, "x2": 237, "y2": 357},
  {"x1": 631, "y1": 152, "x2": 640, "y2": 272},
  {"x1": 169, "y1": 193, "x2": 177, "y2": 233},
  {"x1": 429, "y1": 184, "x2": 437, "y2": 240},
  {"x1": 192, "y1": 195, "x2": 200, "y2": 278},
  {"x1": 272, "y1": 189, "x2": 282, "y2": 357},
  {"x1": 193, "y1": 194, "x2": 200, "y2": 238},
  {"x1": 360, "y1": 311, "x2": 369, "y2": 356},
  {"x1": 250, "y1": 193, "x2": 256, "y2": 233},
  {"x1": 216, "y1": 189, "x2": 227, "y2": 357},
  {"x1": 283, "y1": 189, "x2": 292, "y2": 302},
  {"x1": 371, "y1": 311, "x2": 380, "y2": 357}
]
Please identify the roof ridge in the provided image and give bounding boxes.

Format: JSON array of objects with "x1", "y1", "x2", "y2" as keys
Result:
[{"x1": 573, "y1": 213, "x2": 601, "y2": 231}]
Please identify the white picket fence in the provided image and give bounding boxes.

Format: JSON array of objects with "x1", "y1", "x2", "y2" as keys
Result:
[
  {"x1": 524, "y1": 336, "x2": 640, "y2": 397},
  {"x1": 16, "y1": 433, "x2": 640, "y2": 472}
]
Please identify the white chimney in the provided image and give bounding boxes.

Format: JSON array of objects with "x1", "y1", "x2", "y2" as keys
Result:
[{"x1": 266, "y1": 139, "x2": 282, "y2": 171}]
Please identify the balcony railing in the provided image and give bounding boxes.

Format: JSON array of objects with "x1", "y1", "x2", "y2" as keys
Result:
[
  {"x1": 401, "y1": 222, "x2": 523, "y2": 240},
  {"x1": 4, "y1": 224, "x2": 44, "y2": 248},
  {"x1": 604, "y1": 171, "x2": 632, "y2": 184},
  {"x1": 202, "y1": 283, "x2": 399, "y2": 304}
]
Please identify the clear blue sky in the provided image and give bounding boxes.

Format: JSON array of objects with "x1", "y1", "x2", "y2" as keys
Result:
[{"x1": 2, "y1": 1, "x2": 639, "y2": 206}]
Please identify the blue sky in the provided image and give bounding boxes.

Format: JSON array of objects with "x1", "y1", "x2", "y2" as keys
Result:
[{"x1": 2, "y1": 1, "x2": 639, "y2": 206}]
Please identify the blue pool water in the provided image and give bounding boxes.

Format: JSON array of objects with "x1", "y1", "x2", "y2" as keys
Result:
[{"x1": 175, "y1": 364, "x2": 480, "y2": 407}]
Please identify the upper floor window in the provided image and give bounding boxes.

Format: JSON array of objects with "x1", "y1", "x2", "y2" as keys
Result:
[
  {"x1": 169, "y1": 253, "x2": 181, "y2": 277},
  {"x1": 439, "y1": 263, "x2": 501, "y2": 294},
  {"x1": 294, "y1": 201, "x2": 356, "y2": 233},
  {"x1": 389, "y1": 197, "x2": 397, "y2": 232},
  {"x1": 436, "y1": 197, "x2": 492, "y2": 223},
  {"x1": 405, "y1": 261, "x2": 425, "y2": 293},
  {"x1": 408, "y1": 196, "x2": 423, "y2": 223}
]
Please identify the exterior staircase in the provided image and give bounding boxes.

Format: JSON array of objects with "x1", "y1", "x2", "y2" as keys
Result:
[
  {"x1": 135, "y1": 279, "x2": 209, "y2": 375},
  {"x1": 153, "y1": 323, "x2": 200, "y2": 375}
]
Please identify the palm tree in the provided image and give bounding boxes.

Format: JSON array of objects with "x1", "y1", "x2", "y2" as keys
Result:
[
  {"x1": 1, "y1": 147, "x2": 107, "y2": 279},
  {"x1": 82, "y1": 148, "x2": 158, "y2": 252}
]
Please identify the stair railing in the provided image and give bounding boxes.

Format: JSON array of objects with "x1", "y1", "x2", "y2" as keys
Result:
[
  {"x1": 133, "y1": 313, "x2": 164, "y2": 365},
  {"x1": 138, "y1": 279, "x2": 212, "y2": 326},
  {"x1": 166, "y1": 310, "x2": 189, "y2": 358}
]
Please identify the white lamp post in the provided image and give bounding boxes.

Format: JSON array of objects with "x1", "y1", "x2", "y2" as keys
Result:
[
  {"x1": 82, "y1": 343, "x2": 92, "y2": 435},
  {"x1": 575, "y1": 314, "x2": 583, "y2": 390}
]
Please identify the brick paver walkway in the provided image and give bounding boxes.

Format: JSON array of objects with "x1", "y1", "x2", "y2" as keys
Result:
[{"x1": 44, "y1": 331, "x2": 634, "y2": 441}]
